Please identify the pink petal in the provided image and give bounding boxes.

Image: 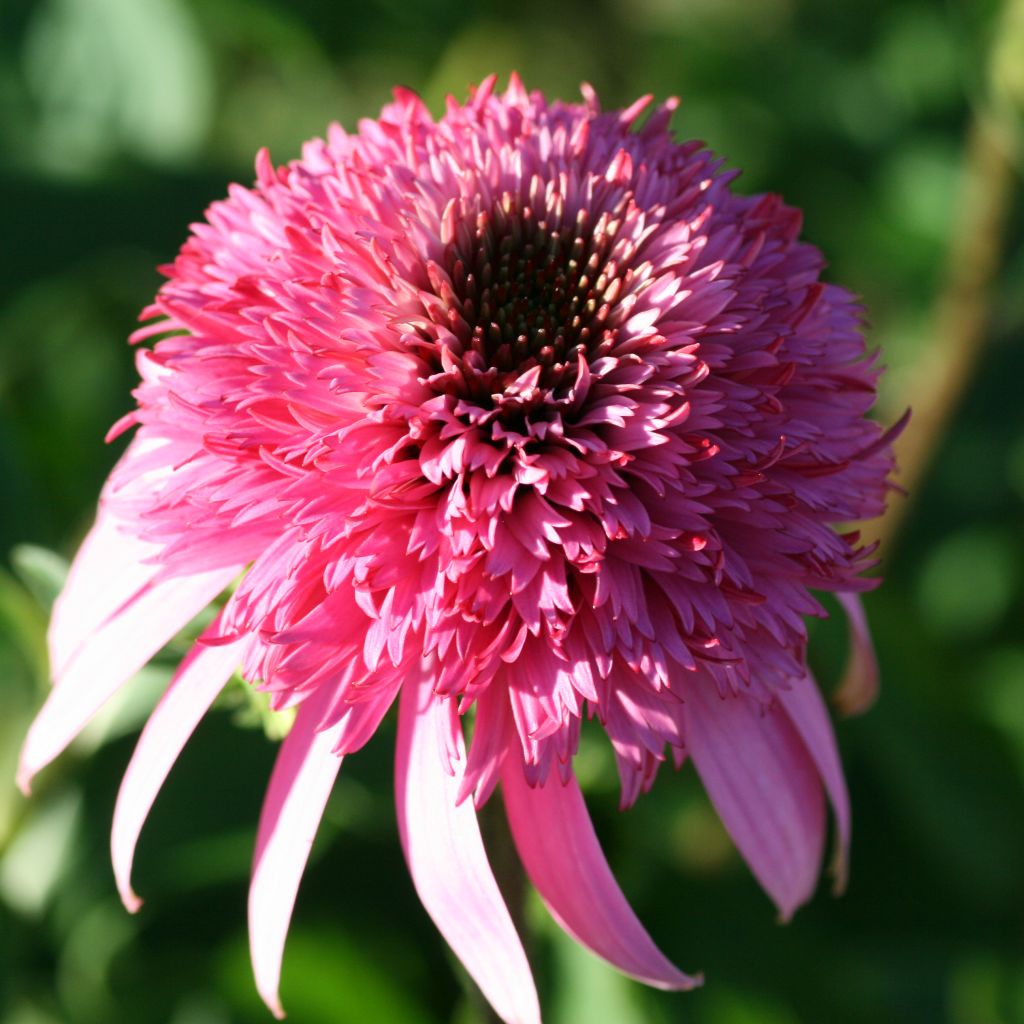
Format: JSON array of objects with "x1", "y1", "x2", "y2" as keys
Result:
[
  {"x1": 19, "y1": 564, "x2": 240, "y2": 793},
  {"x1": 111, "y1": 627, "x2": 247, "y2": 912},
  {"x1": 249, "y1": 692, "x2": 344, "y2": 1019},
  {"x1": 395, "y1": 666, "x2": 540, "y2": 1024},
  {"x1": 683, "y1": 678, "x2": 825, "y2": 920},
  {"x1": 775, "y1": 671, "x2": 851, "y2": 893},
  {"x1": 833, "y1": 592, "x2": 879, "y2": 716},
  {"x1": 501, "y1": 759, "x2": 701, "y2": 990}
]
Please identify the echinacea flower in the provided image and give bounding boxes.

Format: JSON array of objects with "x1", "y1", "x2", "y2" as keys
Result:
[{"x1": 19, "y1": 75, "x2": 902, "y2": 1024}]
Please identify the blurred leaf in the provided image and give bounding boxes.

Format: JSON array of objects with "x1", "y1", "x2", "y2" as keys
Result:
[
  {"x1": 0, "y1": 788, "x2": 81, "y2": 917},
  {"x1": 75, "y1": 665, "x2": 170, "y2": 756},
  {"x1": 196, "y1": 0, "x2": 353, "y2": 166},
  {"x1": 626, "y1": 0, "x2": 792, "y2": 39},
  {"x1": 915, "y1": 527, "x2": 1017, "y2": 639},
  {"x1": 0, "y1": 567, "x2": 48, "y2": 686},
  {"x1": 168, "y1": 994, "x2": 232, "y2": 1024},
  {"x1": 947, "y1": 953, "x2": 1024, "y2": 1024},
  {"x1": 550, "y1": 918, "x2": 647, "y2": 1024},
  {"x1": 220, "y1": 926, "x2": 438, "y2": 1024},
  {"x1": 1007, "y1": 432, "x2": 1024, "y2": 502},
  {"x1": 10, "y1": 544, "x2": 68, "y2": 612},
  {"x1": 666, "y1": 795, "x2": 735, "y2": 875},
  {"x1": 22, "y1": 0, "x2": 214, "y2": 176},
  {"x1": 702, "y1": 990, "x2": 801, "y2": 1024},
  {"x1": 874, "y1": 7, "x2": 961, "y2": 116},
  {"x1": 864, "y1": 687, "x2": 1024, "y2": 911},
  {"x1": 989, "y1": 0, "x2": 1024, "y2": 147},
  {"x1": 56, "y1": 901, "x2": 137, "y2": 1024},
  {"x1": 422, "y1": 21, "x2": 605, "y2": 116},
  {"x1": 976, "y1": 646, "x2": 1024, "y2": 783},
  {"x1": 880, "y1": 140, "x2": 962, "y2": 245},
  {"x1": 2, "y1": 1004, "x2": 66, "y2": 1024},
  {"x1": 158, "y1": 828, "x2": 254, "y2": 893}
]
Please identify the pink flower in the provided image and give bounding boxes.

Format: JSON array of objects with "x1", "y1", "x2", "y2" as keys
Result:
[{"x1": 19, "y1": 75, "x2": 901, "y2": 1023}]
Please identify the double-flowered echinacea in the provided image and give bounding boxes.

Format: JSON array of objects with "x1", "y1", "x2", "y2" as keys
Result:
[{"x1": 19, "y1": 75, "x2": 902, "y2": 1023}]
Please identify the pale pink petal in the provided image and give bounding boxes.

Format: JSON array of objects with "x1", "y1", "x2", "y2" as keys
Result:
[
  {"x1": 501, "y1": 759, "x2": 701, "y2": 990},
  {"x1": 112, "y1": 627, "x2": 247, "y2": 911},
  {"x1": 775, "y1": 671, "x2": 851, "y2": 893},
  {"x1": 395, "y1": 666, "x2": 540, "y2": 1024},
  {"x1": 18, "y1": 565, "x2": 240, "y2": 793},
  {"x1": 833, "y1": 592, "x2": 879, "y2": 716},
  {"x1": 249, "y1": 693, "x2": 344, "y2": 1019},
  {"x1": 683, "y1": 678, "x2": 825, "y2": 920},
  {"x1": 48, "y1": 509, "x2": 163, "y2": 678}
]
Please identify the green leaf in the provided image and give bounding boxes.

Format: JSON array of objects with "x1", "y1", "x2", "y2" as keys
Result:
[
  {"x1": 0, "y1": 567, "x2": 49, "y2": 687},
  {"x1": 10, "y1": 544, "x2": 68, "y2": 612}
]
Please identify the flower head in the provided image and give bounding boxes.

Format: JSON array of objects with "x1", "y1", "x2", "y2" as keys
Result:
[{"x1": 19, "y1": 75, "x2": 900, "y2": 1023}]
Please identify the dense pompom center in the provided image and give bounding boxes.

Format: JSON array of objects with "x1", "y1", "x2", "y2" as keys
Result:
[
  {"x1": 422, "y1": 194, "x2": 637, "y2": 425},
  {"x1": 449, "y1": 201, "x2": 618, "y2": 371}
]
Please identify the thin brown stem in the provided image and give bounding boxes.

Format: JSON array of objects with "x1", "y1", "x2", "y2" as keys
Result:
[{"x1": 873, "y1": 23, "x2": 1020, "y2": 552}]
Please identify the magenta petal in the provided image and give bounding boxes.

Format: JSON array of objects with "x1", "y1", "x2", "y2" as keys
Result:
[
  {"x1": 249, "y1": 693, "x2": 344, "y2": 1019},
  {"x1": 833, "y1": 592, "x2": 880, "y2": 716},
  {"x1": 775, "y1": 672, "x2": 851, "y2": 892},
  {"x1": 684, "y1": 679, "x2": 825, "y2": 920},
  {"x1": 395, "y1": 667, "x2": 540, "y2": 1024},
  {"x1": 18, "y1": 564, "x2": 240, "y2": 793},
  {"x1": 111, "y1": 627, "x2": 247, "y2": 912},
  {"x1": 501, "y1": 760, "x2": 701, "y2": 990}
]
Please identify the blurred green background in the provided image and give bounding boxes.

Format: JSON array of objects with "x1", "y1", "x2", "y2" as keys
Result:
[{"x1": 2, "y1": 0, "x2": 1024, "y2": 1022}]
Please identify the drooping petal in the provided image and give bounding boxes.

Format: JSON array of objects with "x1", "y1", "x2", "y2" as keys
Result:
[
  {"x1": 501, "y1": 758, "x2": 701, "y2": 990},
  {"x1": 48, "y1": 509, "x2": 164, "y2": 678},
  {"x1": 683, "y1": 677, "x2": 825, "y2": 920},
  {"x1": 18, "y1": 564, "x2": 241, "y2": 793},
  {"x1": 395, "y1": 665, "x2": 540, "y2": 1024},
  {"x1": 833, "y1": 592, "x2": 879, "y2": 715},
  {"x1": 775, "y1": 671, "x2": 851, "y2": 892},
  {"x1": 249, "y1": 692, "x2": 344, "y2": 1019},
  {"x1": 111, "y1": 626, "x2": 248, "y2": 911}
]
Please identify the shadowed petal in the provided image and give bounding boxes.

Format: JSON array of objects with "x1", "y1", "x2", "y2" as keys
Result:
[
  {"x1": 684, "y1": 678, "x2": 825, "y2": 920},
  {"x1": 112, "y1": 625, "x2": 247, "y2": 912},
  {"x1": 395, "y1": 666, "x2": 540, "y2": 1024},
  {"x1": 18, "y1": 564, "x2": 241, "y2": 793},
  {"x1": 833, "y1": 592, "x2": 879, "y2": 716},
  {"x1": 249, "y1": 692, "x2": 344, "y2": 1019},
  {"x1": 775, "y1": 671, "x2": 851, "y2": 892},
  {"x1": 501, "y1": 759, "x2": 701, "y2": 990}
]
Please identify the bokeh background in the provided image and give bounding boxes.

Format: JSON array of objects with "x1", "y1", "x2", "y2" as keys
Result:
[{"x1": 2, "y1": 0, "x2": 1024, "y2": 1021}]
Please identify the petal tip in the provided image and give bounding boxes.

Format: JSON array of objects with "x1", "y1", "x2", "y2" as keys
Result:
[
  {"x1": 680, "y1": 970, "x2": 705, "y2": 991},
  {"x1": 775, "y1": 898, "x2": 799, "y2": 924},
  {"x1": 259, "y1": 989, "x2": 286, "y2": 1021},
  {"x1": 112, "y1": 839, "x2": 144, "y2": 912},
  {"x1": 829, "y1": 849, "x2": 849, "y2": 897},
  {"x1": 648, "y1": 965, "x2": 704, "y2": 992}
]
